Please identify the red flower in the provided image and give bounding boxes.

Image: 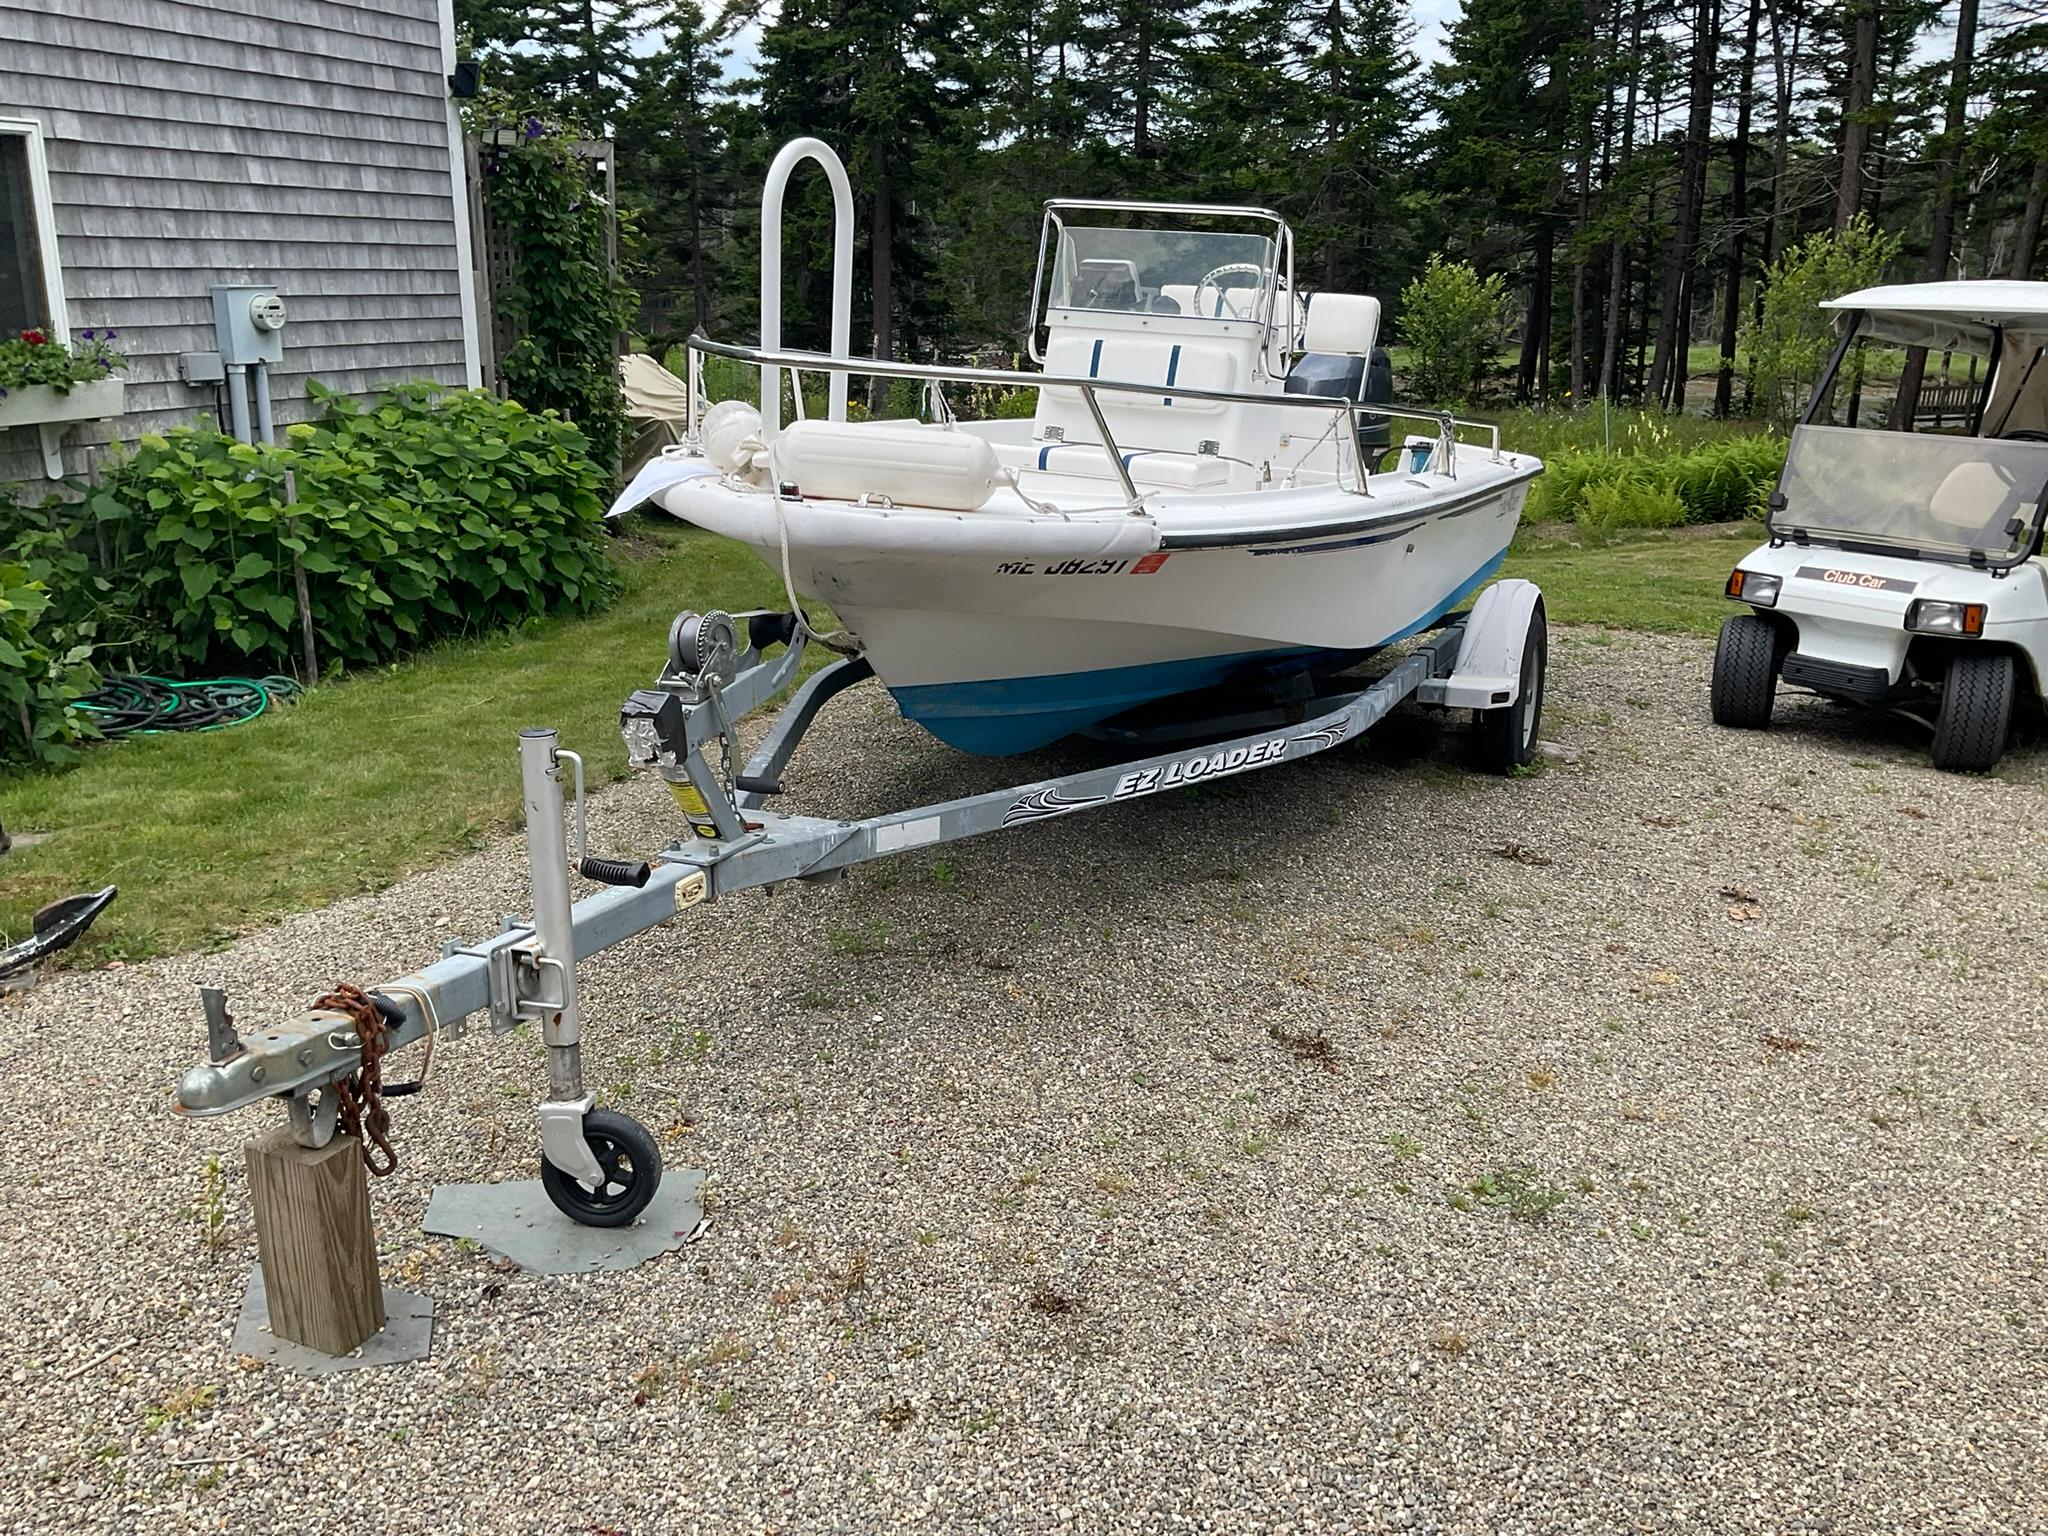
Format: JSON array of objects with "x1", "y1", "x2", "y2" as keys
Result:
[{"x1": 19, "y1": 328, "x2": 48, "y2": 345}]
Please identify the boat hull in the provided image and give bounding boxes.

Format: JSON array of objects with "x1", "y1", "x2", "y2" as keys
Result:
[{"x1": 657, "y1": 464, "x2": 1535, "y2": 754}]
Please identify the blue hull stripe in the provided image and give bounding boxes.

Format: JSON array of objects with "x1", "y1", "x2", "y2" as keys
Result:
[{"x1": 891, "y1": 549, "x2": 1509, "y2": 756}]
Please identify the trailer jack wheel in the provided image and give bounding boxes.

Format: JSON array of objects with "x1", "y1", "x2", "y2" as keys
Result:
[{"x1": 540, "y1": 1108, "x2": 663, "y2": 1227}]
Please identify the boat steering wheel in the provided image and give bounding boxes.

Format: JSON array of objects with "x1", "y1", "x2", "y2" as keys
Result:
[{"x1": 1195, "y1": 262, "x2": 1267, "y2": 319}]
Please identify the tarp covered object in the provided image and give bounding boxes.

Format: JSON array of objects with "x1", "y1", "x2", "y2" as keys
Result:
[{"x1": 619, "y1": 353, "x2": 695, "y2": 481}]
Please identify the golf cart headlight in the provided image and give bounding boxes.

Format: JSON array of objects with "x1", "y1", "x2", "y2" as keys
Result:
[
  {"x1": 1904, "y1": 599, "x2": 1986, "y2": 637},
  {"x1": 1727, "y1": 569, "x2": 1781, "y2": 607}
]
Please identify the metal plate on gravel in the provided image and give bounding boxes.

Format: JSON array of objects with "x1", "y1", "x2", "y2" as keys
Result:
[
  {"x1": 232, "y1": 1267, "x2": 433, "y2": 1376},
  {"x1": 420, "y1": 1169, "x2": 706, "y2": 1276}
]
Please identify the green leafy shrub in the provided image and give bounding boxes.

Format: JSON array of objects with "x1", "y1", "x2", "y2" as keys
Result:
[
  {"x1": 1526, "y1": 450, "x2": 1659, "y2": 524},
  {"x1": 1526, "y1": 433, "x2": 1785, "y2": 528},
  {"x1": 86, "y1": 382, "x2": 615, "y2": 673},
  {"x1": 1664, "y1": 435, "x2": 1787, "y2": 523},
  {"x1": 1579, "y1": 480, "x2": 1686, "y2": 532},
  {"x1": 1742, "y1": 217, "x2": 1902, "y2": 426},
  {"x1": 0, "y1": 564, "x2": 99, "y2": 764},
  {"x1": 989, "y1": 388, "x2": 1038, "y2": 420},
  {"x1": 1398, "y1": 256, "x2": 1512, "y2": 406}
]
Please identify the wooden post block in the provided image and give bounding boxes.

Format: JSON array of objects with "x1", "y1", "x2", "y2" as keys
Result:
[{"x1": 244, "y1": 1128, "x2": 385, "y2": 1358}]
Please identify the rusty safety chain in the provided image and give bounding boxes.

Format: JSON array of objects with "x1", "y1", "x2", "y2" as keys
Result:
[{"x1": 313, "y1": 982, "x2": 398, "y2": 1177}]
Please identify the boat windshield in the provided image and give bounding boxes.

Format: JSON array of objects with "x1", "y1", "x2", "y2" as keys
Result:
[
  {"x1": 1770, "y1": 424, "x2": 2048, "y2": 568},
  {"x1": 1050, "y1": 226, "x2": 1276, "y2": 321}
]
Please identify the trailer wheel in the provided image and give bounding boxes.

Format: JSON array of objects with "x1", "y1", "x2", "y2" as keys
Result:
[
  {"x1": 540, "y1": 1108, "x2": 663, "y2": 1227},
  {"x1": 1475, "y1": 598, "x2": 1547, "y2": 775},
  {"x1": 1929, "y1": 651, "x2": 2014, "y2": 773},
  {"x1": 1710, "y1": 614, "x2": 1781, "y2": 729}
]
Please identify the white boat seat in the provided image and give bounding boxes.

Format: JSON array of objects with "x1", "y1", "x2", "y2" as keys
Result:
[{"x1": 1302, "y1": 293, "x2": 1382, "y2": 357}]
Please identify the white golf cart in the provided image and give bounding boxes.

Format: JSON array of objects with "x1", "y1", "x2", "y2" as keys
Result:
[{"x1": 1713, "y1": 280, "x2": 2048, "y2": 772}]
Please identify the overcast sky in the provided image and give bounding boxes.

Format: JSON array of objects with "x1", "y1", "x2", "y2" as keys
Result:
[{"x1": 1410, "y1": 0, "x2": 1461, "y2": 66}]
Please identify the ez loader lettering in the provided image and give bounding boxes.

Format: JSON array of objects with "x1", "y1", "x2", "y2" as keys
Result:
[{"x1": 1114, "y1": 738, "x2": 1288, "y2": 799}]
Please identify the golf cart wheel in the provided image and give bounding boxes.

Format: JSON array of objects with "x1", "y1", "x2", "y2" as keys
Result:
[
  {"x1": 1710, "y1": 614, "x2": 1781, "y2": 729},
  {"x1": 1475, "y1": 598, "x2": 1547, "y2": 775},
  {"x1": 539, "y1": 1108, "x2": 663, "y2": 1228},
  {"x1": 1929, "y1": 651, "x2": 2015, "y2": 774}
]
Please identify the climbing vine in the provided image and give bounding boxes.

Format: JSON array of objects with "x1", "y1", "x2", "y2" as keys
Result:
[{"x1": 482, "y1": 115, "x2": 637, "y2": 477}]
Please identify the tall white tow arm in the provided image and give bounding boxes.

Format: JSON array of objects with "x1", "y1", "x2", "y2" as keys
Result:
[{"x1": 759, "y1": 137, "x2": 853, "y2": 438}]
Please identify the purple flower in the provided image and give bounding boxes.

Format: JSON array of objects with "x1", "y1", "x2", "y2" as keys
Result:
[
  {"x1": 567, "y1": 199, "x2": 582, "y2": 213},
  {"x1": 105, "y1": 329, "x2": 117, "y2": 340},
  {"x1": 0, "y1": 387, "x2": 8, "y2": 399},
  {"x1": 523, "y1": 116, "x2": 544, "y2": 141},
  {"x1": 97, "y1": 356, "x2": 111, "y2": 372},
  {"x1": 81, "y1": 328, "x2": 95, "y2": 340}
]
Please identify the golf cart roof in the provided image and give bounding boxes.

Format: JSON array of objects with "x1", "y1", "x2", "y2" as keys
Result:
[{"x1": 1822, "y1": 279, "x2": 2048, "y2": 351}]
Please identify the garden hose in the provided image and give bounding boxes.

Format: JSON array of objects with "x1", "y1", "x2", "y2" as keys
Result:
[{"x1": 73, "y1": 674, "x2": 303, "y2": 739}]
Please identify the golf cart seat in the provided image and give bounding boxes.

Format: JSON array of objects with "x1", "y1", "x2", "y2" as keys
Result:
[{"x1": 1929, "y1": 458, "x2": 2025, "y2": 542}]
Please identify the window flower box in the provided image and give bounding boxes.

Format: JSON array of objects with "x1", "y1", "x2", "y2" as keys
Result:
[
  {"x1": 0, "y1": 373, "x2": 125, "y2": 431},
  {"x1": 0, "y1": 327, "x2": 129, "y2": 476}
]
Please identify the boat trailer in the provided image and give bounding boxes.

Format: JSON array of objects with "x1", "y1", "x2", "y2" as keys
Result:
[{"x1": 173, "y1": 577, "x2": 1547, "y2": 1230}]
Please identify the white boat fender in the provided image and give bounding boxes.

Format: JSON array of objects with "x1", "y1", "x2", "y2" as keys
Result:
[
  {"x1": 769, "y1": 418, "x2": 1001, "y2": 513},
  {"x1": 703, "y1": 398, "x2": 768, "y2": 477}
]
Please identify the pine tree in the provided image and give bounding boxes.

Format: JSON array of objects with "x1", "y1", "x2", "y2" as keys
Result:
[
  {"x1": 613, "y1": 2, "x2": 732, "y2": 338},
  {"x1": 1430, "y1": 0, "x2": 1587, "y2": 400},
  {"x1": 1081, "y1": 0, "x2": 1196, "y2": 165},
  {"x1": 455, "y1": 0, "x2": 652, "y2": 131}
]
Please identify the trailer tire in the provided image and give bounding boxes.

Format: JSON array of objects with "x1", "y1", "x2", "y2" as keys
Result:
[
  {"x1": 540, "y1": 1108, "x2": 663, "y2": 1227},
  {"x1": 1474, "y1": 598, "x2": 1547, "y2": 775},
  {"x1": 1710, "y1": 614, "x2": 1780, "y2": 729},
  {"x1": 1929, "y1": 650, "x2": 2014, "y2": 774}
]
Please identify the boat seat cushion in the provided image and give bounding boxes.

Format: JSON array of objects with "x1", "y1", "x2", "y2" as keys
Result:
[
  {"x1": 992, "y1": 438, "x2": 1233, "y2": 490},
  {"x1": 1039, "y1": 333, "x2": 1241, "y2": 415},
  {"x1": 1303, "y1": 293, "x2": 1381, "y2": 357}
]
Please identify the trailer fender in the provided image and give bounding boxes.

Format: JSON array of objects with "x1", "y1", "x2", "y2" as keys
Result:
[{"x1": 1426, "y1": 578, "x2": 1544, "y2": 711}]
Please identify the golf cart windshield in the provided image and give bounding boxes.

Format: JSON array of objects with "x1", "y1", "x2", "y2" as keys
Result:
[{"x1": 1770, "y1": 424, "x2": 2048, "y2": 568}]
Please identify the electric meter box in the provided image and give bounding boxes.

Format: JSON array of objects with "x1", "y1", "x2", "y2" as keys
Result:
[{"x1": 210, "y1": 284, "x2": 287, "y2": 365}]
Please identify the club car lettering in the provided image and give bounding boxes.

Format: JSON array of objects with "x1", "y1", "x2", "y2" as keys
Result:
[
  {"x1": 1797, "y1": 565, "x2": 1916, "y2": 594},
  {"x1": 1114, "y1": 738, "x2": 1287, "y2": 799}
]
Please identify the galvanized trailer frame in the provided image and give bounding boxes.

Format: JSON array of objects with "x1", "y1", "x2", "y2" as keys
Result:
[{"x1": 173, "y1": 578, "x2": 1546, "y2": 1225}]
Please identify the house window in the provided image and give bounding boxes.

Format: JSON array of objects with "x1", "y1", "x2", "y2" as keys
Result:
[{"x1": 0, "y1": 120, "x2": 60, "y2": 337}]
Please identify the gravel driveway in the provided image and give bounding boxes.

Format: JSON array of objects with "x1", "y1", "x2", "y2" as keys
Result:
[{"x1": 4, "y1": 627, "x2": 2045, "y2": 1535}]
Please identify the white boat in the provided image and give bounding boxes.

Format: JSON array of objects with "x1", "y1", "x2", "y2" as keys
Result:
[{"x1": 614, "y1": 138, "x2": 1543, "y2": 756}]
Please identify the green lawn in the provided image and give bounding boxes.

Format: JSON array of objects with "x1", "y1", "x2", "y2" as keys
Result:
[
  {"x1": 0, "y1": 523, "x2": 811, "y2": 961},
  {"x1": 1504, "y1": 528, "x2": 1755, "y2": 636},
  {"x1": 2, "y1": 521, "x2": 1753, "y2": 965}
]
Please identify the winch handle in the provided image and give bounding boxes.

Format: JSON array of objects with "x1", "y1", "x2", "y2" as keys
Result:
[{"x1": 551, "y1": 745, "x2": 653, "y2": 886}]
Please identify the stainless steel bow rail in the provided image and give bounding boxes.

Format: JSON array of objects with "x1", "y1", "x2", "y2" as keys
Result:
[{"x1": 174, "y1": 582, "x2": 1547, "y2": 1229}]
